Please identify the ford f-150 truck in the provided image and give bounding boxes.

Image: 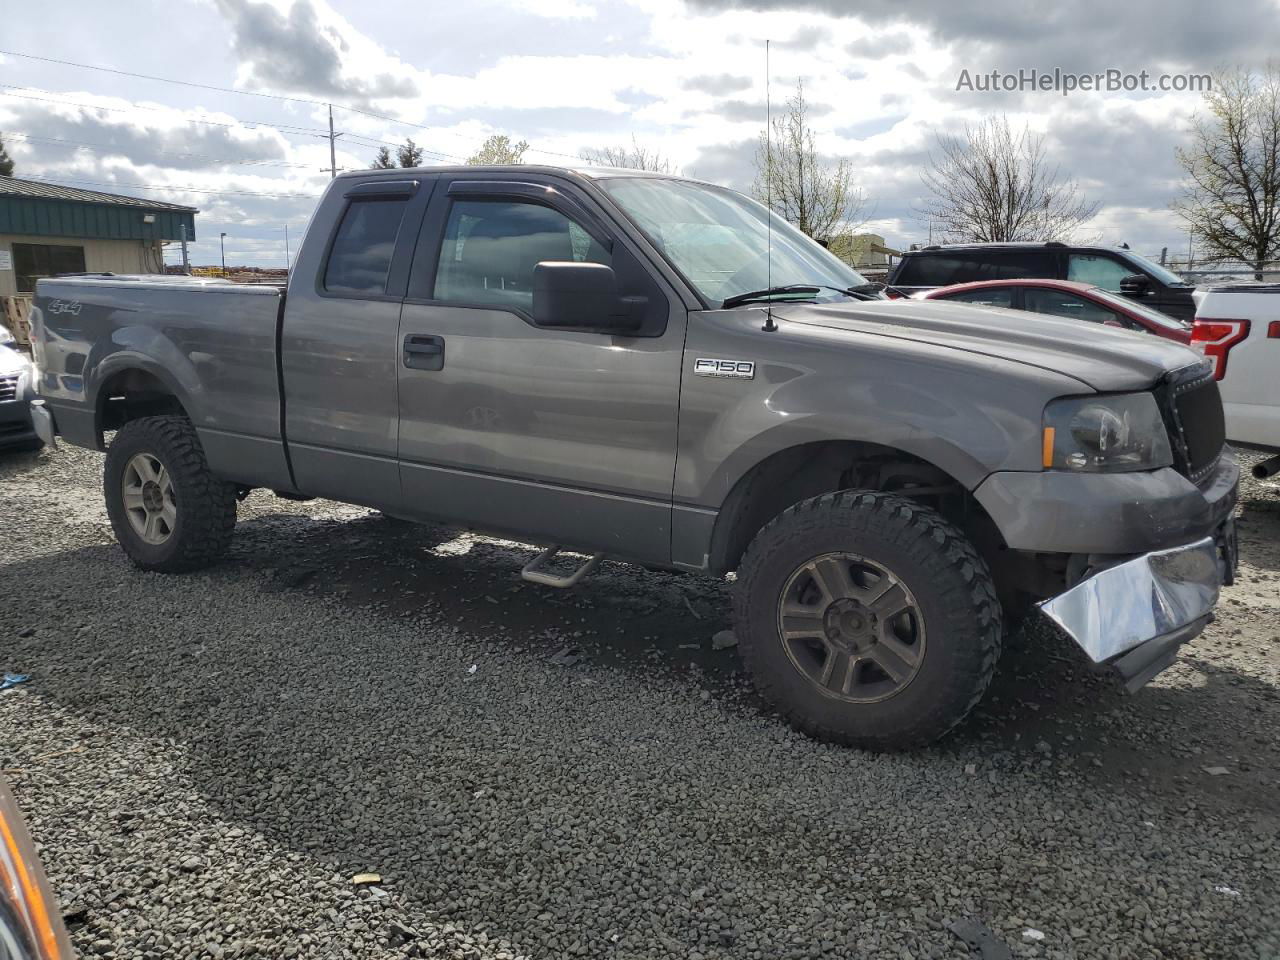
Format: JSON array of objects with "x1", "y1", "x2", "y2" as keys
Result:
[{"x1": 27, "y1": 165, "x2": 1239, "y2": 750}]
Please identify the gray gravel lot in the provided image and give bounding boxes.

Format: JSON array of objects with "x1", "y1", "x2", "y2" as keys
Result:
[{"x1": 2, "y1": 444, "x2": 1278, "y2": 960}]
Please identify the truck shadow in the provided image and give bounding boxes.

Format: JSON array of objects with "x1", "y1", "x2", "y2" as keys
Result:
[{"x1": 7, "y1": 504, "x2": 1279, "y2": 831}]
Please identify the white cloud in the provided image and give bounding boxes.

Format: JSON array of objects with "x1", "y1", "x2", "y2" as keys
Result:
[
  {"x1": 527, "y1": 0, "x2": 598, "y2": 19},
  {"x1": 0, "y1": 0, "x2": 1231, "y2": 262}
]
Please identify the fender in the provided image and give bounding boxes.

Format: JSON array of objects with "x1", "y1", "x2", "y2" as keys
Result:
[{"x1": 90, "y1": 327, "x2": 205, "y2": 430}]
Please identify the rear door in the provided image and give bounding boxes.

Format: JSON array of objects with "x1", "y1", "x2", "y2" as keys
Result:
[
  {"x1": 394, "y1": 175, "x2": 684, "y2": 563},
  {"x1": 281, "y1": 177, "x2": 433, "y2": 509}
]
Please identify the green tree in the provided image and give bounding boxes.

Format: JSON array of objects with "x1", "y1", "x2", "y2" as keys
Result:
[
  {"x1": 466, "y1": 134, "x2": 529, "y2": 165},
  {"x1": 1175, "y1": 64, "x2": 1280, "y2": 278},
  {"x1": 0, "y1": 133, "x2": 14, "y2": 177},
  {"x1": 396, "y1": 138, "x2": 425, "y2": 168},
  {"x1": 370, "y1": 145, "x2": 395, "y2": 169}
]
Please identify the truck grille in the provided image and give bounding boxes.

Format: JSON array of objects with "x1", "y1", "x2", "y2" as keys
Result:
[
  {"x1": 0, "y1": 375, "x2": 17, "y2": 402},
  {"x1": 1163, "y1": 365, "x2": 1225, "y2": 483}
]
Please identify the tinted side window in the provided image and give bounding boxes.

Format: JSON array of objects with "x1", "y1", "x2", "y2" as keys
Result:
[
  {"x1": 323, "y1": 198, "x2": 409, "y2": 295},
  {"x1": 434, "y1": 200, "x2": 609, "y2": 312},
  {"x1": 1067, "y1": 254, "x2": 1134, "y2": 291},
  {"x1": 944, "y1": 287, "x2": 1014, "y2": 308},
  {"x1": 1024, "y1": 288, "x2": 1120, "y2": 325},
  {"x1": 987, "y1": 251, "x2": 1057, "y2": 279},
  {"x1": 895, "y1": 254, "x2": 984, "y2": 286}
]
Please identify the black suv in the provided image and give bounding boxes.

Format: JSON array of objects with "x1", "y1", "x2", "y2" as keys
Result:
[{"x1": 886, "y1": 242, "x2": 1197, "y2": 321}]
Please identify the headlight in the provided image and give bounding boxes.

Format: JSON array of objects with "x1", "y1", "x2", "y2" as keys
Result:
[{"x1": 1042, "y1": 393, "x2": 1172, "y2": 472}]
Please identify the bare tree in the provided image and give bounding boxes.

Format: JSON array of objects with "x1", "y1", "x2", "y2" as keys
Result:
[
  {"x1": 581, "y1": 136, "x2": 677, "y2": 173},
  {"x1": 1175, "y1": 65, "x2": 1280, "y2": 277},
  {"x1": 920, "y1": 116, "x2": 1098, "y2": 242},
  {"x1": 466, "y1": 134, "x2": 529, "y2": 165},
  {"x1": 0, "y1": 133, "x2": 14, "y2": 177},
  {"x1": 396, "y1": 138, "x2": 425, "y2": 168},
  {"x1": 370, "y1": 145, "x2": 395, "y2": 169},
  {"x1": 752, "y1": 81, "x2": 866, "y2": 242}
]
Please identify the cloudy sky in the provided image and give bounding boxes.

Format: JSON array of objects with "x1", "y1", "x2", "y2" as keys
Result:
[{"x1": 1, "y1": 0, "x2": 1275, "y2": 268}]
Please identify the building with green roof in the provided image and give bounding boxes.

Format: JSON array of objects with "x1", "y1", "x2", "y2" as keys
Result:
[{"x1": 0, "y1": 175, "x2": 197, "y2": 298}]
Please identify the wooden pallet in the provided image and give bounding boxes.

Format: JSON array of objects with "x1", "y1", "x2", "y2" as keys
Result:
[{"x1": 1, "y1": 296, "x2": 32, "y2": 344}]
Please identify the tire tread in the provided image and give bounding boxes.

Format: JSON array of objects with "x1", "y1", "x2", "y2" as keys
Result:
[
  {"x1": 733, "y1": 489, "x2": 1002, "y2": 751},
  {"x1": 104, "y1": 415, "x2": 237, "y2": 573}
]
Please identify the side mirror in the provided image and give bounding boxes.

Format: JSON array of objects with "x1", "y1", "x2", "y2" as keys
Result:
[
  {"x1": 1119, "y1": 274, "x2": 1150, "y2": 297},
  {"x1": 532, "y1": 261, "x2": 642, "y2": 331}
]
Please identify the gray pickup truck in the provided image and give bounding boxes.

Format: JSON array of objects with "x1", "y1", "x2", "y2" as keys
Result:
[{"x1": 28, "y1": 165, "x2": 1239, "y2": 750}]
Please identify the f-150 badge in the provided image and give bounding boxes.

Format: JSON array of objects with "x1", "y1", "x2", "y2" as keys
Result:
[{"x1": 694, "y1": 358, "x2": 755, "y2": 380}]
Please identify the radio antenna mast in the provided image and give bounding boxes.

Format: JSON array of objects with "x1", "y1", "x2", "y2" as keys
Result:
[{"x1": 763, "y1": 38, "x2": 777, "y2": 332}]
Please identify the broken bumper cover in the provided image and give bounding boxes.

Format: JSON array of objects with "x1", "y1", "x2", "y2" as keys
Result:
[{"x1": 1038, "y1": 536, "x2": 1223, "y2": 691}]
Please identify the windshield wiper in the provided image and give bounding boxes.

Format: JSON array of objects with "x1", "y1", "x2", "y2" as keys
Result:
[
  {"x1": 720, "y1": 282, "x2": 885, "y2": 309},
  {"x1": 720, "y1": 285, "x2": 822, "y2": 308},
  {"x1": 841, "y1": 283, "x2": 885, "y2": 301}
]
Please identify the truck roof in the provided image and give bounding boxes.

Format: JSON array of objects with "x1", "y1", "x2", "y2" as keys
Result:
[{"x1": 334, "y1": 163, "x2": 687, "y2": 182}]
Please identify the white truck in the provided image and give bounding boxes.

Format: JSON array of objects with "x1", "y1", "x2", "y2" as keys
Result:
[{"x1": 1192, "y1": 284, "x2": 1280, "y2": 479}]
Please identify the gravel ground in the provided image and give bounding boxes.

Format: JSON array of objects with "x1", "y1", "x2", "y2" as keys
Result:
[{"x1": 2, "y1": 443, "x2": 1278, "y2": 960}]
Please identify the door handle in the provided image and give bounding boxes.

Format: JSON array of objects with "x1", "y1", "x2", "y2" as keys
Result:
[{"x1": 403, "y1": 334, "x2": 445, "y2": 371}]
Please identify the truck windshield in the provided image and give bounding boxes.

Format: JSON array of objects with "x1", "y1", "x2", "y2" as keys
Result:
[{"x1": 597, "y1": 176, "x2": 872, "y2": 306}]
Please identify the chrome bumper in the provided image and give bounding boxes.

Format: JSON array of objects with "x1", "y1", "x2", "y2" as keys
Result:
[
  {"x1": 29, "y1": 399, "x2": 56, "y2": 448},
  {"x1": 1038, "y1": 536, "x2": 1223, "y2": 691}
]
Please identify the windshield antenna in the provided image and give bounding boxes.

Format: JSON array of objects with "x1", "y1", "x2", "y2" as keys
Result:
[{"x1": 763, "y1": 38, "x2": 777, "y2": 332}]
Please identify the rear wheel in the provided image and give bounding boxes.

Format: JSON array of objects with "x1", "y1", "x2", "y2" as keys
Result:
[
  {"x1": 104, "y1": 416, "x2": 237, "y2": 572},
  {"x1": 733, "y1": 490, "x2": 1002, "y2": 750}
]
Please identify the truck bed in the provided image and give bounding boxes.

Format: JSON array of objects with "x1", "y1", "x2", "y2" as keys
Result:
[{"x1": 30, "y1": 275, "x2": 292, "y2": 490}]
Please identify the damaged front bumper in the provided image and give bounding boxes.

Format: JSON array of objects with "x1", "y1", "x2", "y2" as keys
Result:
[{"x1": 1038, "y1": 531, "x2": 1234, "y2": 692}]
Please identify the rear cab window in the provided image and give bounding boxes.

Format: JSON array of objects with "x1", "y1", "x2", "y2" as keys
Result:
[{"x1": 323, "y1": 197, "x2": 410, "y2": 295}]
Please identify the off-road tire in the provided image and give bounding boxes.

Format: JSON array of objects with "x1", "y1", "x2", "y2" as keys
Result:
[
  {"x1": 733, "y1": 489, "x2": 1002, "y2": 751},
  {"x1": 104, "y1": 415, "x2": 238, "y2": 572}
]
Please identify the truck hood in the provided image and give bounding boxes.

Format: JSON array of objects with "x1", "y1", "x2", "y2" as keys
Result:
[{"x1": 771, "y1": 299, "x2": 1202, "y2": 392}]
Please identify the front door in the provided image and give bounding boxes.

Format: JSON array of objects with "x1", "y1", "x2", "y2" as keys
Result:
[{"x1": 395, "y1": 177, "x2": 684, "y2": 563}]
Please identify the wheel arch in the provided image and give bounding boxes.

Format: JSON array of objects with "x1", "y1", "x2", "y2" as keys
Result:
[
  {"x1": 93, "y1": 355, "x2": 196, "y2": 445},
  {"x1": 706, "y1": 438, "x2": 1004, "y2": 576}
]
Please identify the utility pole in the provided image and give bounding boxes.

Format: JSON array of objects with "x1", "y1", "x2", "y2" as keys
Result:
[
  {"x1": 284, "y1": 224, "x2": 290, "y2": 269},
  {"x1": 324, "y1": 104, "x2": 345, "y2": 178},
  {"x1": 220, "y1": 232, "x2": 227, "y2": 278},
  {"x1": 179, "y1": 222, "x2": 190, "y2": 275}
]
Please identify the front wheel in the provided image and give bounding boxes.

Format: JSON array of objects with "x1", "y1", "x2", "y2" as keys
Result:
[
  {"x1": 733, "y1": 490, "x2": 1002, "y2": 751},
  {"x1": 104, "y1": 416, "x2": 238, "y2": 572}
]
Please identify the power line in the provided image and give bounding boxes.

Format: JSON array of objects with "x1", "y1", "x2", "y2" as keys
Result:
[
  {"x1": 16, "y1": 172, "x2": 320, "y2": 201},
  {"x1": 2, "y1": 130, "x2": 315, "y2": 169},
  {"x1": 0, "y1": 85, "x2": 463, "y2": 165},
  {"x1": 0, "y1": 48, "x2": 590, "y2": 163},
  {"x1": 0, "y1": 85, "x2": 331, "y2": 139},
  {"x1": 0, "y1": 48, "x2": 327, "y2": 106}
]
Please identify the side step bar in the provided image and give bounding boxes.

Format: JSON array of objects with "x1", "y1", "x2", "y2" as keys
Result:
[{"x1": 521, "y1": 546, "x2": 603, "y2": 589}]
